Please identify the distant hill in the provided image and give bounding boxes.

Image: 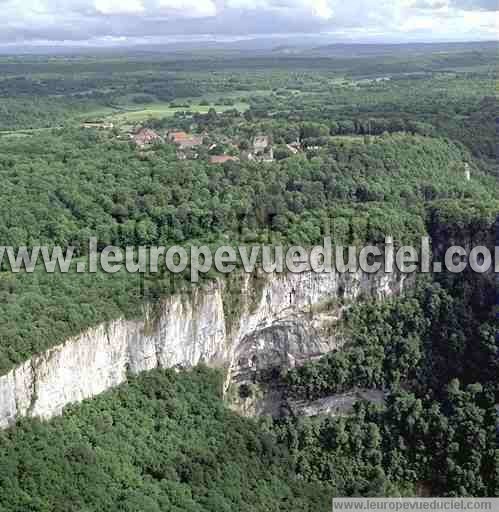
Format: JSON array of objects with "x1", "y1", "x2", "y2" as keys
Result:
[
  {"x1": 308, "y1": 40, "x2": 499, "y2": 57},
  {"x1": 0, "y1": 38, "x2": 496, "y2": 57}
]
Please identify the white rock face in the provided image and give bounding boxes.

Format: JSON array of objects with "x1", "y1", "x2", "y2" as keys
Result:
[
  {"x1": 288, "y1": 389, "x2": 386, "y2": 418},
  {"x1": 0, "y1": 269, "x2": 406, "y2": 429}
]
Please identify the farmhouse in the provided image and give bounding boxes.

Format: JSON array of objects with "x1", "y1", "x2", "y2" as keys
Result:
[
  {"x1": 81, "y1": 122, "x2": 114, "y2": 130},
  {"x1": 132, "y1": 128, "x2": 163, "y2": 148},
  {"x1": 167, "y1": 131, "x2": 204, "y2": 150},
  {"x1": 253, "y1": 135, "x2": 270, "y2": 154},
  {"x1": 252, "y1": 135, "x2": 274, "y2": 161}
]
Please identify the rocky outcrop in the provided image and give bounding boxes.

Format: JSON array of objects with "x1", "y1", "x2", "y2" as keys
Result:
[
  {"x1": 227, "y1": 383, "x2": 386, "y2": 419},
  {"x1": 0, "y1": 269, "x2": 407, "y2": 429},
  {"x1": 287, "y1": 389, "x2": 386, "y2": 417}
]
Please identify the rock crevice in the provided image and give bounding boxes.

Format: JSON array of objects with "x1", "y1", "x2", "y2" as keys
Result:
[{"x1": 0, "y1": 269, "x2": 406, "y2": 429}]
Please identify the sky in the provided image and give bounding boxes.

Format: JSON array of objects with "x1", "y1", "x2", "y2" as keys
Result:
[{"x1": 1, "y1": 0, "x2": 498, "y2": 47}]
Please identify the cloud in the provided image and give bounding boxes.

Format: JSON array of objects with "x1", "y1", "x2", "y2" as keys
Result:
[
  {"x1": 225, "y1": 0, "x2": 334, "y2": 18},
  {"x1": 410, "y1": 0, "x2": 449, "y2": 8},
  {"x1": 156, "y1": 0, "x2": 217, "y2": 17},
  {"x1": 1, "y1": 0, "x2": 498, "y2": 45},
  {"x1": 95, "y1": 0, "x2": 144, "y2": 15},
  {"x1": 311, "y1": 0, "x2": 334, "y2": 19}
]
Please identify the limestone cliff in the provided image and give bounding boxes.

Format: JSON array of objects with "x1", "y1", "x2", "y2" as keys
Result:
[{"x1": 0, "y1": 269, "x2": 406, "y2": 429}]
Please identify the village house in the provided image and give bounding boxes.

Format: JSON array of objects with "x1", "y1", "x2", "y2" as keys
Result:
[
  {"x1": 167, "y1": 131, "x2": 204, "y2": 150},
  {"x1": 253, "y1": 135, "x2": 270, "y2": 154},
  {"x1": 253, "y1": 135, "x2": 274, "y2": 162},
  {"x1": 81, "y1": 121, "x2": 114, "y2": 130},
  {"x1": 132, "y1": 128, "x2": 163, "y2": 148}
]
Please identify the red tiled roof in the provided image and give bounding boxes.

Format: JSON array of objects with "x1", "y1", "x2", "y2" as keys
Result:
[
  {"x1": 168, "y1": 131, "x2": 189, "y2": 142},
  {"x1": 168, "y1": 131, "x2": 203, "y2": 147},
  {"x1": 132, "y1": 128, "x2": 163, "y2": 146}
]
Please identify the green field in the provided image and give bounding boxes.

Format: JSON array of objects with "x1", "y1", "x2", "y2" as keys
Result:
[{"x1": 104, "y1": 101, "x2": 249, "y2": 123}]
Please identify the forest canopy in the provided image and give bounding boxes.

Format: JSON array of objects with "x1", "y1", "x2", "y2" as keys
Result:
[{"x1": 0, "y1": 50, "x2": 497, "y2": 505}]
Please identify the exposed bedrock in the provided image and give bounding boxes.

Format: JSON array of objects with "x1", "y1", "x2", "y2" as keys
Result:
[{"x1": 0, "y1": 269, "x2": 407, "y2": 428}]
